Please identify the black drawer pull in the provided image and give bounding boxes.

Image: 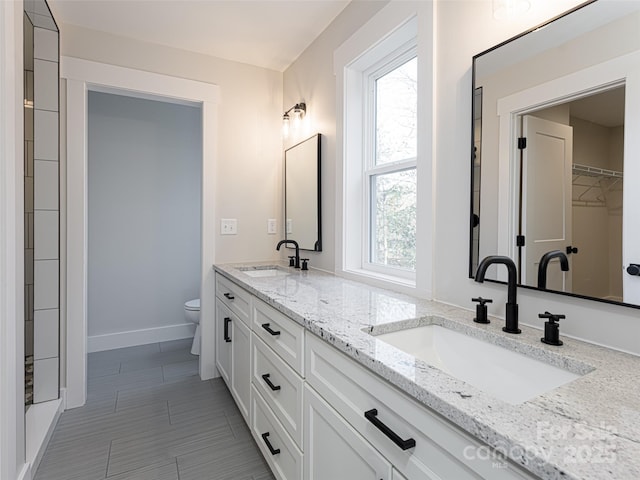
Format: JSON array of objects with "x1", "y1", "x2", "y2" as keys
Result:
[
  {"x1": 223, "y1": 292, "x2": 235, "y2": 300},
  {"x1": 261, "y1": 432, "x2": 280, "y2": 455},
  {"x1": 364, "y1": 408, "x2": 415, "y2": 450},
  {"x1": 261, "y1": 373, "x2": 281, "y2": 391},
  {"x1": 261, "y1": 323, "x2": 281, "y2": 336},
  {"x1": 224, "y1": 317, "x2": 231, "y2": 342}
]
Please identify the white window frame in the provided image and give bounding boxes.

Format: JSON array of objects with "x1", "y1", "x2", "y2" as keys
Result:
[
  {"x1": 335, "y1": 3, "x2": 435, "y2": 297},
  {"x1": 363, "y1": 48, "x2": 418, "y2": 280}
]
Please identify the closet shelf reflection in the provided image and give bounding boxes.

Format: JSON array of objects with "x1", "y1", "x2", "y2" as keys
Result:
[{"x1": 572, "y1": 163, "x2": 623, "y2": 209}]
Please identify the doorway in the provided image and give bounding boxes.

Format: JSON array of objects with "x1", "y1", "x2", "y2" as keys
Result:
[{"x1": 63, "y1": 58, "x2": 219, "y2": 409}]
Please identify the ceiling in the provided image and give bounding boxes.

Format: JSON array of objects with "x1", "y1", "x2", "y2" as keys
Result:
[{"x1": 48, "y1": 0, "x2": 350, "y2": 72}]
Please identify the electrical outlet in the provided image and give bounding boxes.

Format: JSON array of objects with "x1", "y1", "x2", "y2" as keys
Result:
[
  {"x1": 221, "y1": 218, "x2": 237, "y2": 235},
  {"x1": 267, "y1": 219, "x2": 277, "y2": 235},
  {"x1": 286, "y1": 219, "x2": 293, "y2": 234}
]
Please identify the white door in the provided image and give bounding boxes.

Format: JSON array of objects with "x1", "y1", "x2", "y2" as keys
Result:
[
  {"x1": 231, "y1": 316, "x2": 251, "y2": 422},
  {"x1": 304, "y1": 385, "x2": 392, "y2": 480},
  {"x1": 521, "y1": 115, "x2": 574, "y2": 291}
]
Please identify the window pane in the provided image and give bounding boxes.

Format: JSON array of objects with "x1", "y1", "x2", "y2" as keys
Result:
[
  {"x1": 370, "y1": 168, "x2": 416, "y2": 270},
  {"x1": 375, "y1": 57, "x2": 417, "y2": 165}
]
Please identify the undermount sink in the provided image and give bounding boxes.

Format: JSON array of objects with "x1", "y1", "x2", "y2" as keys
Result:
[
  {"x1": 372, "y1": 324, "x2": 582, "y2": 405},
  {"x1": 239, "y1": 266, "x2": 290, "y2": 278}
]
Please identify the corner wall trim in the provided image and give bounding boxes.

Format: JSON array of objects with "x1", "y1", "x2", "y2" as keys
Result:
[{"x1": 88, "y1": 323, "x2": 196, "y2": 353}]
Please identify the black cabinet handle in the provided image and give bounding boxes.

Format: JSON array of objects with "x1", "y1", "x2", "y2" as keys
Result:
[
  {"x1": 565, "y1": 246, "x2": 578, "y2": 255},
  {"x1": 261, "y1": 323, "x2": 281, "y2": 336},
  {"x1": 261, "y1": 432, "x2": 280, "y2": 455},
  {"x1": 364, "y1": 409, "x2": 415, "y2": 450},
  {"x1": 223, "y1": 292, "x2": 235, "y2": 300},
  {"x1": 261, "y1": 373, "x2": 281, "y2": 391},
  {"x1": 223, "y1": 317, "x2": 231, "y2": 343}
]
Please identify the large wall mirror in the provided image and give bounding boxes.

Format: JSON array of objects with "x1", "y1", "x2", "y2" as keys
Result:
[
  {"x1": 285, "y1": 134, "x2": 321, "y2": 251},
  {"x1": 470, "y1": 0, "x2": 640, "y2": 308}
]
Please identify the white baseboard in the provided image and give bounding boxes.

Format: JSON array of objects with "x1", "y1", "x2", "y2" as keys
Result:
[
  {"x1": 88, "y1": 323, "x2": 195, "y2": 353},
  {"x1": 26, "y1": 397, "x2": 64, "y2": 477}
]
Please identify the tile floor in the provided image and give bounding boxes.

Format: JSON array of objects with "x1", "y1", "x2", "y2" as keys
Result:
[{"x1": 35, "y1": 338, "x2": 275, "y2": 480}]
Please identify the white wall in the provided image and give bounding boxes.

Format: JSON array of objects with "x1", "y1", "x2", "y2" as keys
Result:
[
  {"x1": 60, "y1": 24, "x2": 284, "y2": 265},
  {"x1": 87, "y1": 91, "x2": 201, "y2": 344},
  {"x1": 283, "y1": 0, "x2": 388, "y2": 272},
  {"x1": 284, "y1": 0, "x2": 640, "y2": 356}
]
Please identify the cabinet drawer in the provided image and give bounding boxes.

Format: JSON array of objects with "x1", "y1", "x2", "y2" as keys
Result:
[
  {"x1": 252, "y1": 386, "x2": 303, "y2": 480},
  {"x1": 216, "y1": 273, "x2": 251, "y2": 324},
  {"x1": 252, "y1": 334, "x2": 304, "y2": 449},
  {"x1": 304, "y1": 384, "x2": 392, "y2": 480},
  {"x1": 252, "y1": 298, "x2": 304, "y2": 376},
  {"x1": 306, "y1": 334, "x2": 537, "y2": 480}
]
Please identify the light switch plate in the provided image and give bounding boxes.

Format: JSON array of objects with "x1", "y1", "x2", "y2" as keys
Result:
[
  {"x1": 267, "y1": 219, "x2": 277, "y2": 235},
  {"x1": 221, "y1": 218, "x2": 237, "y2": 235},
  {"x1": 286, "y1": 219, "x2": 293, "y2": 235}
]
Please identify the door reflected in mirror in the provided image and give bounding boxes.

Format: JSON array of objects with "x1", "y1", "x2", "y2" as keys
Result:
[
  {"x1": 470, "y1": 0, "x2": 640, "y2": 308},
  {"x1": 285, "y1": 134, "x2": 321, "y2": 251}
]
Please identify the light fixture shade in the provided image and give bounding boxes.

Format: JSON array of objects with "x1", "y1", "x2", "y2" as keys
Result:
[
  {"x1": 283, "y1": 113, "x2": 290, "y2": 138},
  {"x1": 493, "y1": 0, "x2": 530, "y2": 20}
]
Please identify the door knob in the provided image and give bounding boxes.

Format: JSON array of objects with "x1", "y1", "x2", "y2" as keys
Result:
[
  {"x1": 627, "y1": 264, "x2": 640, "y2": 276},
  {"x1": 566, "y1": 246, "x2": 578, "y2": 255}
]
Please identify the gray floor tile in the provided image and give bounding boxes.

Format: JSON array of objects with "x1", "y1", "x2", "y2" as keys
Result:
[
  {"x1": 106, "y1": 460, "x2": 179, "y2": 480},
  {"x1": 119, "y1": 349, "x2": 196, "y2": 373},
  {"x1": 177, "y1": 436, "x2": 272, "y2": 480},
  {"x1": 159, "y1": 338, "x2": 193, "y2": 352},
  {"x1": 162, "y1": 359, "x2": 199, "y2": 380},
  {"x1": 35, "y1": 342, "x2": 273, "y2": 480}
]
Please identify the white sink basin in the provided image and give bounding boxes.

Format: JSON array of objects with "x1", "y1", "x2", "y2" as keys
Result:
[
  {"x1": 373, "y1": 325, "x2": 581, "y2": 405},
  {"x1": 240, "y1": 267, "x2": 290, "y2": 278}
]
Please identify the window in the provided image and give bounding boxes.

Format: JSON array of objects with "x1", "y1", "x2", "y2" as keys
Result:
[
  {"x1": 337, "y1": 11, "x2": 431, "y2": 294},
  {"x1": 367, "y1": 55, "x2": 417, "y2": 273}
]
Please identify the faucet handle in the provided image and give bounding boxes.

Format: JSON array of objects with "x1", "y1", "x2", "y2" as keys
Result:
[
  {"x1": 471, "y1": 297, "x2": 492, "y2": 324},
  {"x1": 538, "y1": 311, "x2": 565, "y2": 322},
  {"x1": 288, "y1": 256, "x2": 295, "y2": 267},
  {"x1": 539, "y1": 311, "x2": 564, "y2": 346},
  {"x1": 471, "y1": 297, "x2": 493, "y2": 306},
  {"x1": 301, "y1": 258, "x2": 309, "y2": 271}
]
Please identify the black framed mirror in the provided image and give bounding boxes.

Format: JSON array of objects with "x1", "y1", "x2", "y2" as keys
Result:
[
  {"x1": 285, "y1": 133, "x2": 321, "y2": 251},
  {"x1": 470, "y1": 0, "x2": 640, "y2": 309}
]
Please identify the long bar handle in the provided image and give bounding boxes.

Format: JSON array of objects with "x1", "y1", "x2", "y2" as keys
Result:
[{"x1": 364, "y1": 408, "x2": 415, "y2": 450}]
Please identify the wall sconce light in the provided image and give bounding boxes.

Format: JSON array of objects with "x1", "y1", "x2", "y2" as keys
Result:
[
  {"x1": 283, "y1": 102, "x2": 306, "y2": 138},
  {"x1": 493, "y1": 0, "x2": 530, "y2": 20}
]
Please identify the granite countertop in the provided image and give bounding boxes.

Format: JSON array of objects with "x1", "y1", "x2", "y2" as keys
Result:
[{"x1": 214, "y1": 262, "x2": 640, "y2": 480}]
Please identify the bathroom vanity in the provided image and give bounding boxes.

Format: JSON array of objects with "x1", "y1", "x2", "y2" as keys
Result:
[{"x1": 213, "y1": 263, "x2": 640, "y2": 480}]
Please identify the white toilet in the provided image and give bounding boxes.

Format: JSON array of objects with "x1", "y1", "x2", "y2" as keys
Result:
[{"x1": 184, "y1": 298, "x2": 201, "y2": 355}]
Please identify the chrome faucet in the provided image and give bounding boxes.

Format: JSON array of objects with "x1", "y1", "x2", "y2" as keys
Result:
[
  {"x1": 474, "y1": 255, "x2": 521, "y2": 334},
  {"x1": 276, "y1": 239, "x2": 300, "y2": 269},
  {"x1": 537, "y1": 250, "x2": 569, "y2": 289}
]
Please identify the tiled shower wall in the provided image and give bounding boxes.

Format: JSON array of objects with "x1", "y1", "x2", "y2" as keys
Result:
[{"x1": 24, "y1": 0, "x2": 60, "y2": 405}]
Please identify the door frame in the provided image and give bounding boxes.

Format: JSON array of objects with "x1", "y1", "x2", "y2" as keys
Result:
[
  {"x1": 494, "y1": 50, "x2": 640, "y2": 282},
  {"x1": 62, "y1": 57, "x2": 220, "y2": 408}
]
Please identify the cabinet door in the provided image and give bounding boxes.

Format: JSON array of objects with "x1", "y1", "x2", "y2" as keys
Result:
[
  {"x1": 215, "y1": 300, "x2": 232, "y2": 385},
  {"x1": 231, "y1": 315, "x2": 251, "y2": 422},
  {"x1": 304, "y1": 385, "x2": 392, "y2": 480}
]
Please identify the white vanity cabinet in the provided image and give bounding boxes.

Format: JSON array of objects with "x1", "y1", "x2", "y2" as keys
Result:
[
  {"x1": 250, "y1": 295, "x2": 305, "y2": 472},
  {"x1": 304, "y1": 384, "x2": 393, "y2": 480},
  {"x1": 214, "y1": 271, "x2": 540, "y2": 480},
  {"x1": 305, "y1": 333, "x2": 537, "y2": 480},
  {"x1": 215, "y1": 275, "x2": 252, "y2": 421}
]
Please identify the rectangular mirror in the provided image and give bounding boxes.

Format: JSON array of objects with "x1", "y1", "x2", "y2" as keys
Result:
[
  {"x1": 285, "y1": 134, "x2": 321, "y2": 251},
  {"x1": 470, "y1": 0, "x2": 640, "y2": 308}
]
